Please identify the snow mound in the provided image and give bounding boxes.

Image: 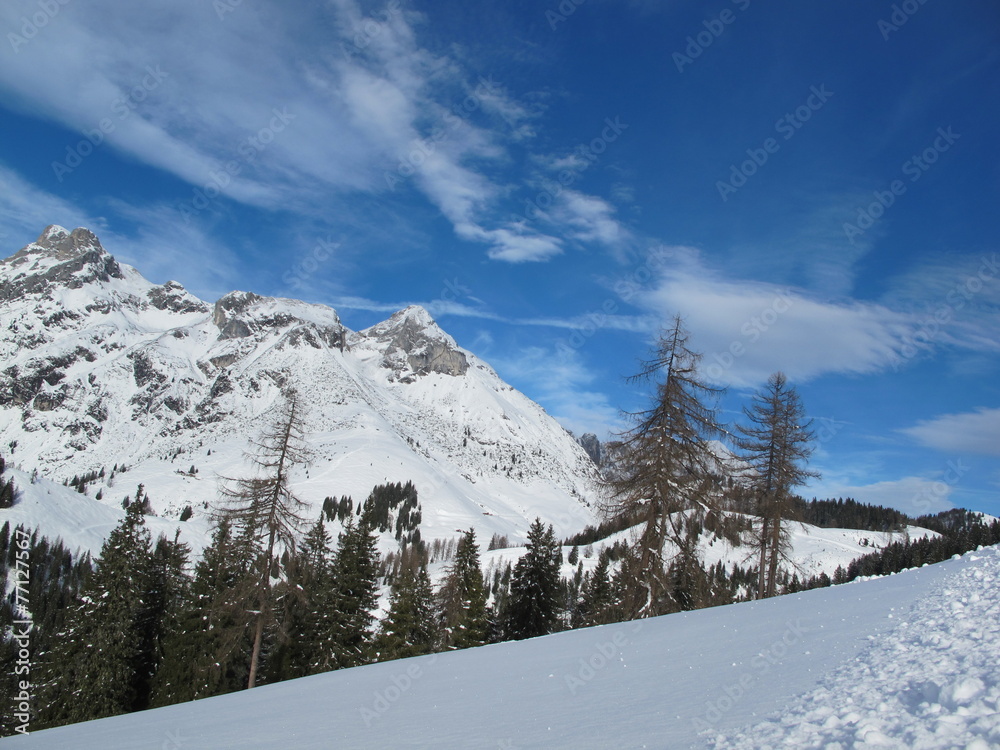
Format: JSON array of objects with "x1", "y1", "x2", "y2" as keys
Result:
[{"x1": 709, "y1": 546, "x2": 1000, "y2": 750}]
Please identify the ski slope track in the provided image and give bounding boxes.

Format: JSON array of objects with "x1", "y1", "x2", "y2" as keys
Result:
[
  {"x1": 7, "y1": 546, "x2": 998, "y2": 749},
  {"x1": 0, "y1": 226, "x2": 600, "y2": 550}
]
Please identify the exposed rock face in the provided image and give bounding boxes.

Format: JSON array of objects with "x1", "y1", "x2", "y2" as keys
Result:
[
  {"x1": 577, "y1": 433, "x2": 603, "y2": 466},
  {"x1": 0, "y1": 226, "x2": 124, "y2": 303},
  {"x1": 213, "y1": 292, "x2": 262, "y2": 339},
  {"x1": 147, "y1": 280, "x2": 209, "y2": 315},
  {"x1": 363, "y1": 306, "x2": 469, "y2": 378}
]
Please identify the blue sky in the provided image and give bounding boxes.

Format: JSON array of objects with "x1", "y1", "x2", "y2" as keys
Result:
[{"x1": 1, "y1": 0, "x2": 998, "y2": 516}]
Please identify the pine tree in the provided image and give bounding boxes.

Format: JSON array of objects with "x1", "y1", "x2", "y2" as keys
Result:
[
  {"x1": 439, "y1": 528, "x2": 488, "y2": 649},
  {"x1": 153, "y1": 518, "x2": 258, "y2": 706},
  {"x1": 214, "y1": 390, "x2": 311, "y2": 688},
  {"x1": 504, "y1": 519, "x2": 562, "y2": 640},
  {"x1": 578, "y1": 548, "x2": 616, "y2": 627},
  {"x1": 36, "y1": 496, "x2": 155, "y2": 727},
  {"x1": 322, "y1": 510, "x2": 380, "y2": 671},
  {"x1": 734, "y1": 372, "x2": 818, "y2": 598},
  {"x1": 377, "y1": 564, "x2": 438, "y2": 661},
  {"x1": 0, "y1": 478, "x2": 14, "y2": 509},
  {"x1": 268, "y1": 516, "x2": 337, "y2": 680},
  {"x1": 602, "y1": 316, "x2": 724, "y2": 618}
]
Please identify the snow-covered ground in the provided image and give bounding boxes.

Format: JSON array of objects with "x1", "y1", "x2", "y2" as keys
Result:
[{"x1": 8, "y1": 546, "x2": 998, "y2": 749}]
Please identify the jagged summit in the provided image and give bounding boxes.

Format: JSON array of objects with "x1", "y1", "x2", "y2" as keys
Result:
[
  {"x1": 30, "y1": 225, "x2": 105, "y2": 259},
  {"x1": 0, "y1": 226, "x2": 125, "y2": 303},
  {"x1": 361, "y1": 304, "x2": 469, "y2": 378}
]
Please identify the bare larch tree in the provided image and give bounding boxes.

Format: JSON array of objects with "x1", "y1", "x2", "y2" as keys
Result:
[
  {"x1": 734, "y1": 371, "x2": 818, "y2": 598},
  {"x1": 602, "y1": 316, "x2": 725, "y2": 617},
  {"x1": 215, "y1": 388, "x2": 312, "y2": 688}
]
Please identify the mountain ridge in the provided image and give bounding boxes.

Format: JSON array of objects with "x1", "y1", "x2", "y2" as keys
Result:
[{"x1": 0, "y1": 226, "x2": 600, "y2": 546}]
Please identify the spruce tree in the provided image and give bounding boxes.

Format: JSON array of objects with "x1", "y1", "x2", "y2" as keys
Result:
[
  {"x1": 268, "y1": 516, "x2": 337, "y2": 680},
  {"x1": 578, "y1": 548, "x2": 616, "y2": 627},
  {"x1": 439, "y1": 528, "x2": 488, "y2": 649},
  {"x1": 36, "y1": 495, "x2": 154, "y2": 727},
  {"x1": 377, "y1": 564, "x2": 438, "y2": 661},
  {"x1": 322, "y1": 510, "x2": 380, "y2": 671},
  {"x1": 504, "y1": 519, "x2": 562, "y2": 640},
  {"x1": 151, "y1": 519, "x2": 253, "y2": 706}
]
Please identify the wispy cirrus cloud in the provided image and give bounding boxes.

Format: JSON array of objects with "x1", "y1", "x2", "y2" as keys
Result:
[
  {"x1": 0, "y1": 0, "x2": 621, "y2": 264},
  {"x1": 901, "y1": 407, "x2": 1000, "y2": 458}
]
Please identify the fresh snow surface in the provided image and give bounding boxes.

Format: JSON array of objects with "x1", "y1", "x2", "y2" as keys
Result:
[{"x1": 8, "y1": 547, "x2": 999, "y2": 749}]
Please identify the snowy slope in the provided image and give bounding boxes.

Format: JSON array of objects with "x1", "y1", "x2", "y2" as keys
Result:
[
  {"x1": 0, "y1": 226, "x2": 599, "y2": 548},
  {"x1": 7, "y1": 546, "x2": 998, "y2": 748},
  {"x1": 478, "y1": 513, "x2": 936, "y2": 599},
  {"x1": 0, "y1": 468, "x2": 212, "y2": 559}
]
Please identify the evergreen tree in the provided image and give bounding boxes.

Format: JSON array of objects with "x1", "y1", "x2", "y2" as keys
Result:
[
  {"x1": 504, "y1": 519, "x2": 562, "y2": 640},
  {"x1": 322, "y1": 510, "x2": 380, "y2": 671},
  {"x1": 36, "y1": 497, "x2": 155, "y2": 727},
  {"x1": 577, "y1": 548, "x2": 616, "y2": 627},
  {"x1": 141, "y1": 533, "x2": 191, "y2": 702},
  {"x1": 267, "y1": 516, "x2": 337, "y2": 680},
  {"x1": 0, "y1": 477, "x2": 14, "y2": 509},
  {"x1": 377, "y1": 564, "x2": 438, "y2": 660},
  {"x1": 439, "y1": 528, "x2": 488, "y2": 649},
  {"x1": 151, "y1": 519, "x2": 253, "y2": 706}
]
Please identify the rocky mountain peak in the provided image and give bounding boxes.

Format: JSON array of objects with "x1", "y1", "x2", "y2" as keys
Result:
[
  {"x1": 362, "y1": 305, "x2": 469, "y2": 378},
  {"x1": 31, "y1": 225, "x2": 105, "y2": 260},
  {"x1": 0, "y1": 225, "x2": 123, "y2": 302}
]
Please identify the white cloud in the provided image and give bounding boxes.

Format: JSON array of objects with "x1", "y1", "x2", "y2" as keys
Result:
[
  {"x1": 634, "y1": 258, "x2": 915, "y2": 387},
  {"x1": 901, "y1": 407, "x2": 1000, "y2": 457}
]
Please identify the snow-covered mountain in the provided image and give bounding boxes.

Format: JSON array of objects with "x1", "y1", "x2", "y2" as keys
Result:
[
  {"x1": 0, "y1": 226, "x2": 600, "y2": 549},
  {"x1": 7, "y1": 543, "x2": 998, "y2": 748}
]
